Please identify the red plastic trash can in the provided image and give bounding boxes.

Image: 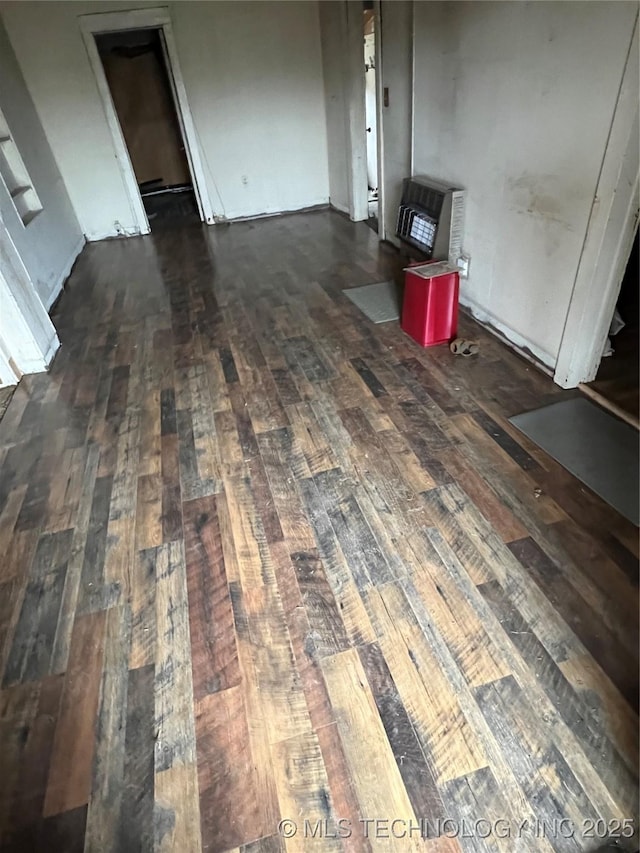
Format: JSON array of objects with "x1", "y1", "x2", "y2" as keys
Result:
[{"x1": 401, "y1": 261, "x2": 460, "y2": 347}]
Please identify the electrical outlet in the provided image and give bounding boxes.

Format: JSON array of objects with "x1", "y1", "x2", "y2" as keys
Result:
[
  {"x1": 457, "y1": 255, "x2": 470, "y2": 278},
  {"x1": 241, "y1": 175, "x2": 248, "y2": 186}
]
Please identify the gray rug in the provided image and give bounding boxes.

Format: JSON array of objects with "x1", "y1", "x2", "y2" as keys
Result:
[
  {"x1": 345, "y1": 280, "x2": 400, "y2": 324},
  {"x1": 510, "y1": 397, "x2": 639, "y2": 525}
]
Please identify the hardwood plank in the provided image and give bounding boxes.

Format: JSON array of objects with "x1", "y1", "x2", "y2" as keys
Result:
[
  {"x1": 271, "y1": 730, "x2": 342, "y2": 853},
  {"x1": 289, "y1": 549, "x2": 350, "y2": 657},
  {"x1": 83, "y1": 604, "x2": 131, "y2": 853},
  {"x1": 135, "y1": 473, "x2": 164, "y2": 552},
  {"x1": 478, "y1": 579, "x2": 638, "y2": 813},
  {"x1": 0, "y1": 674, "x2": 63, "y2": 848},
  {"x1": 183, "y1": 495, "x2": 241, "y2": 698},
  {"x1": 130, "y1": 548, "x2": 157, "y2": 670},
  {"x1": 313, "y1": 468, "x2": 395, "y2": 589},
  {"x1": 195, "y1": 686, "x2": 269, "y2": 852},
  {"x1": 44, "y1": 610, "x2": 107, "y2": 816},
  {"x1": 256, "y1": 427, "x2": 315, "y2": 552},
  {"x1": 366, "y1": 582, "x2": 487, "y2": 786},
  {"x1": 224, "y1": 475, "x2": 312, "y2": 746},
  {"x1": 2, "y1": 560, "x2": 67, "y2": 687},
  {"x1": 119, "y1": 664, "x2": 155, "y2": 853},
  {"x1": 441, "y1": 766, "x2": 528, "y2": 853},
  {"x1": 154, "y1": 541, "x2": 202, "y2": 851},
  {"x1": 77, "y1": 475, "x2": 114, "y2": 614},
  {"x1": 320, "y1": 648, "x2": 425, "y2": 853},
  {"x1": 474, "y1": 676, "x2": 604, "y2": 841},
  {"x1": 296, "y1": 475, "x2": 376, "y2": 649},
  {"x1": 161, "y1": 434, "x2": 182, "y2": 543},
  {"x1": 508, "y1": 536, "x2": 638, "y2": 709},
  {"x1": 0, "y1": 682, "x2": 41, "y2": 842},
  {"x1": 357, "y1": 642, "x2": 445, "y2": 820},
  {"x1": 139, "y1": 389, "x2": 162, "y2": 477},
  {"x1": 285, "y1": 401, "x2": 337, "y2": 475},
  {"x1": 0, "y1": 486, "x2": 27, "y2": 574}
]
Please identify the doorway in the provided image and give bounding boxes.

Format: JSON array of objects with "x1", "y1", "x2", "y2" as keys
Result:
[
  {"x1": 80, "y1": 7, "x2": 215, "y2": 235},
  {"x1": 363, "y1": 1, "x2": 379, "y2": 233},
  {"x1": 587, "y1": 226, "x2": 639, "y2": 423},
  {"x1": 96, "y1": 28, "x2": 197, "y2": 227}
]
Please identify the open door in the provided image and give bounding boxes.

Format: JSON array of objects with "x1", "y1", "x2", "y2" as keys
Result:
[
  {"x1": 80, "y1": 7, "x2": 215, "y2": 235},
  {"x1": 96, "y1": 28, "x2": 198, "y2": 227}
]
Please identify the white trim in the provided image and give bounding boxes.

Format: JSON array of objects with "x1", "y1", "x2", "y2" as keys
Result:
[
  {"x1": 329, "y1": 201, "x2": 350, "y2": 216},
  {"x1": 0, "y1": 219, "x2": 59, "y2": 377},
  {"x1": 0, "y1": 335, "x2": 20, "y2": 388},
  {"x1": 157, "y1": 28, "x2": 214, "y2": 224},
  {"x1": 345, "y1": 0, "x2": 368, "y2": 222},
  {"x1": 44, "y1": 234, "x2": 86, "y2": 310},
  {"x1": 554, "y1": 16, "x2": 639, "y2": 389},
  {"x1": 42, "y1": 332, "x2": 61, "y2": 367},
  {"x1": 79, "y1": 7, "x2": 215, "y2": 231},
  {"x1": 409, "y1": 0, "x2": 415, "y2": 176},
  {"x1": 373, "y1": 0, "x2": 384, "y2": 239},
  {"x1": 80, "y1": 14, "x2": 150, "y2": 235}
]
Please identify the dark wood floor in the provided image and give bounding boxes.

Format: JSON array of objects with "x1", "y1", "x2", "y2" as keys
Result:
[
  {"x1": 0, "y1": 211, "x2": 637, "y2": 853},
  {"x1": 588, "y1": 322, "x2": 639, "y2": 425}
]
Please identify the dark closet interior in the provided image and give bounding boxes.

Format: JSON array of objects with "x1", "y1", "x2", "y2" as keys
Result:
[
  {"x1": 589, "y1": 228, "x2": 639, "y2": 420},
  {"x1": 96, "y1": 28, "x2": 198, "y2": 225}
]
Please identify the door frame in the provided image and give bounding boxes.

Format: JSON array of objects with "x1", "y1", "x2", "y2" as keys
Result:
[
  {"x1": 0, "y1": 216, "x2": 59, "y2": 386},
  {"x1": 79, "y1": 7, "x2": 215, "y2": 234},
  {"x1": 345, "y1": 1, "x2": 368, "y2": 222},
  {"x1": 345, "y1": 1, "x2": 385, "y2": 229},
  {"x1": 554, "y1": 14, "x2": 639, "y2": 388},
  {"x1": 373, "y1": 0, "x2": 385, "y2": 239}
]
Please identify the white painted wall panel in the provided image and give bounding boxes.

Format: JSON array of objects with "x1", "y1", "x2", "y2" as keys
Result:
[
  {"x1": 1, "y1": 1, "x2": 330, "y2": 240},
  {"x1": 0, "y1": 18, "x2": 82, "y2": 308},
  {"x1": 412, "y1": 1, "x2": 637, "y2": 367},
  {"x1": 319, "y1": 1, "x2": 350, "y2": 214}
]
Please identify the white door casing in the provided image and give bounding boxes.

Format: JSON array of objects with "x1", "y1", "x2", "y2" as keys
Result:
[{"x1": 79, "y1": 7, "x2": 216, "y2": 235}]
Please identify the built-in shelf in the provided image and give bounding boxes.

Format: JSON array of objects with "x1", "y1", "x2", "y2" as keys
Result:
[
  {"x1": 0, "y1": 107, "x2": 43, "y2": 228},
  {"x1": 21, "y1": 209, "x2": 41, "y2": 227}
]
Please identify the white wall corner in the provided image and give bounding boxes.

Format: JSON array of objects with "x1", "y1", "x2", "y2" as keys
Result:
[
  {"x1": 43, "y1": 330, "x2": 61, "y2": 366},
  {"x1": 554, "y1": 18, "x2": 639, "y2": 389},
  {"x1": 460, "y1": 293, "x2": 556, "y2": 372},
  {"x1": 44, "y1": 233, "x2": 86, "y2": 310}
]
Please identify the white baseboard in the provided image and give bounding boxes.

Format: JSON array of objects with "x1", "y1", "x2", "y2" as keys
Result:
[
  {"x1": 329, "y1": 201, "x2": 350, "y2": 216},
  {"x1": 45, "y1": 234, "x2": 86, "y2": 310},
  {"x1": 43, "y1": 332, "x2": 61, "y2": 367},
  {"x1": 459, "y1": 293, "x2": 555, "y2": 375}
]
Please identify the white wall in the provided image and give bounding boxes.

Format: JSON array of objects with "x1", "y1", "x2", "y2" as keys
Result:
[
  {"x1": 1, "y1": 1, "x2": 330, "y2": 240},
  {"x1": 320, "y1": 1, "x2": 350, "y2": 214},
  {"x1": 412, "y1": 1, "x2": 638, "y2": 368},
  {"x1": 0, "y1": 18, "x2": 82, "y2": 308}
]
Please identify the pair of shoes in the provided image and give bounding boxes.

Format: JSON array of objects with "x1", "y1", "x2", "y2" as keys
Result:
[{"x1": 450, "y1": 338, "x2": 479, "y2": 357}]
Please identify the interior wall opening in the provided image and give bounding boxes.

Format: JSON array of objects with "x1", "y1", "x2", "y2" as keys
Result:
[
  {"x1": 95, "y1": 28, "x2": 199, "y2": 228},
  {"x1": 587, "y1": 225, "x2": 639, "y2": 422},
  {"x1": 363, "y1": 0, "x2": 378, "y2": 233}
]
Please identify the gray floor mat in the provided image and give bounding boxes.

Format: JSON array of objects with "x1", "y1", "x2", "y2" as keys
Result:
[
  {"x1": 344, "y1": 281, "x2": 401, "y2": 324},
  {"x1": 509, "y1": 397, "x2": 639, "y2": 525}
]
